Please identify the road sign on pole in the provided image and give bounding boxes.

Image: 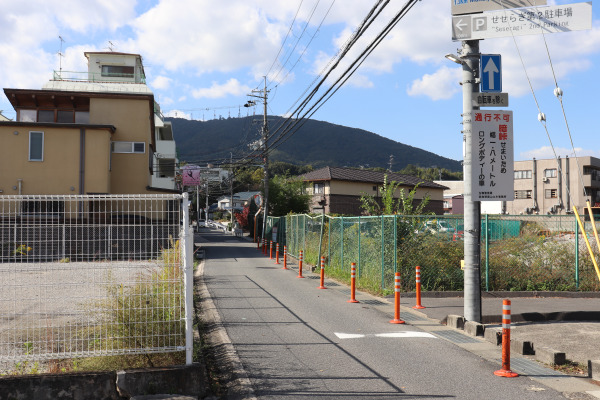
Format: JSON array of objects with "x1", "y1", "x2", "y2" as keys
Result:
[
  {"x1": 473, "y1": 93, "x2": 509, "y2": 107},
  {"x1": 471, "y1": 110, "x2": 514, "y2": 201},
  {"x1": 451, "y1": 0, "x2": 546, "y2": 15},
  {"x1": 452, "y1": 2, "x2": 592, "y2": 41},
  {"x1": 481, "y1": 54, "x2": 501, "y2": 92}
]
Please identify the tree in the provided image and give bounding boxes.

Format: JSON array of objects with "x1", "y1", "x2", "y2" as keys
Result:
[
  {"x1": 359, "y1": 174, "x2": 432, "y2": 216},
  {"x1": 267, "y1": 174, "x2": 311, "y2": 216}
]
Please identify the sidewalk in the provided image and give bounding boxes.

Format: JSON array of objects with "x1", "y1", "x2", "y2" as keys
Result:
[{"x1": 397, "y1": 294, "x2": 600, "y2": 370}]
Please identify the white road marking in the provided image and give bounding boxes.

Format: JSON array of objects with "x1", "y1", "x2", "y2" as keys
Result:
[{"x1": 335, "y1": 332, "x2": 436, "y2": 339}]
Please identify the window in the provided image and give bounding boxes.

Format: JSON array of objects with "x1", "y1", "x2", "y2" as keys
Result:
[
  {"x1": 19, "y1": 109, "x2": 37, "y2": 122},
  {"x1": 514, "y1": 190, "x2": 532, "y2": 199},
  {"x1": 314, "y1": 183, "x2": 324, "y2": 194},
  {"x1": 57, "y1": 110, "x2": 74, "y2": 123},
  {"x1": 514, "y1": 170, "x2": 532, "y2": 179},
  {"x1": 75, "y1": 111, "x2": 90, "y2": 124},
  {"x1": 373, "y1": 185, "x2": 377, "y2": 191},
  {"x1": 544, "y1": 169, "x2": 557, "y2": 178},
  {"x1": 101, "y1": 65, "x2": 134, "y2": 78},
  {"x1": 112, "y1": 141, "x2": 145, "y2": 154},
  {"x1": 38, "y1": 110, "x2": 54, "y2": 122},
  {"x1": 545, "y1": 189, "x2": 557, "y2": 199},
  {"x1": 29, "y1": 131, "x2": 44, "y2": 161}
]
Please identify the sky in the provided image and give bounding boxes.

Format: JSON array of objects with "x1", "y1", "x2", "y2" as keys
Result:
[{"x1": 1, "y1": 0, "x2": 599, "y2": 164}]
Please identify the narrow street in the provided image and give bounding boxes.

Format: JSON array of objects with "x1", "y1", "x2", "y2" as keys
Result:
[{"x1": 198, "y1": 228, "x2": 573, "y2": 400}]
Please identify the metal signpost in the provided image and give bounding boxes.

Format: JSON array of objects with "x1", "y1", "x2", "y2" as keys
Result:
[
  {"x1": 451, "y1": 0, "x2": 546, "y2": 15},
  {"x1": 481, "y1": 54, "x2": 502, "y2": 92},
  {"x1": 452, "y1": 2, "x2": 592, "y2": 41},
  {"x1": 471, "y1": 110, "x2": 514, "y2": 201},
  {"x1": 449, "y1": 0, "x2": 592, "y2": 322},
  {"x1": 473, "y1": 93, "x2": 509, "y2": 107}
]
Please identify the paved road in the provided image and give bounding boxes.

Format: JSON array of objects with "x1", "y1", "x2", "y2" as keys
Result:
[{"x1": 199, "y1": 228, "x2": 598, "y2": 399}]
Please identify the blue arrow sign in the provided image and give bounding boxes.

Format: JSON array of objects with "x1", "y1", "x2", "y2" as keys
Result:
[{"x1": 481, "y1": 54, "x2": 501, "y2": 93}]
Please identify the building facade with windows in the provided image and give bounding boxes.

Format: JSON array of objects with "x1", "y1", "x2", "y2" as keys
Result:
[
  {"x1": 0, "y1": 51, "x2": 178, "y2": 197},
  {"x1": 302, "y1": 166, "x2": 447, "y2": 215},
  {"x1": 437, "y1": 156, "x2": 600, "y2": 215},
  {"x1": 508, "y1": 156, "x2": 600, "y2": 215}
]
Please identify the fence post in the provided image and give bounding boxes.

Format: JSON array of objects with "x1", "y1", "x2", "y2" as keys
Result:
[
  {"x1": 181, "y1": 193, "x2": 194, "y2": 365},
  {"x1": 485, "y1": 214, "x2": 489, "y2": 292},
  {"x1": 575, "y1": 216, "x2": 579, "y2": 290},
  {"x1": 381, "y1": 216, "x2": 384, "y2": 290},
  {"x1": 341, "y1": 216, "x2": 344, "y2": 272}
]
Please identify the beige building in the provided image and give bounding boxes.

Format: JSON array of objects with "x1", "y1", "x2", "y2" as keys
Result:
[
  {"x1": 436, "y1": 156, "x2": 600, "y2": 215},
  {"x1": 0, "y1": 51, "x2": 178, "y2": 198},
  {"x1": 509, "y1": 156, "x2": 600, "y2": 215},
  {"x1": 302, "y1": 167, "x2": 446, "y2": 215}
]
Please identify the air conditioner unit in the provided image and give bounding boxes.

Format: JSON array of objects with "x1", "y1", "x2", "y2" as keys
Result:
[{"x1": 542, "y1": 177, "x2": 549, "y2": 183}]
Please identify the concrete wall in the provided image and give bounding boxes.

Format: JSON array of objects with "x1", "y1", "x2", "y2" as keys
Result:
[{"x1": 0, "y1": 363, "x2": 207, "y2": 400}]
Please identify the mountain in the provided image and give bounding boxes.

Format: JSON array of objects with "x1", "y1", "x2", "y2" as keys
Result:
[{"x1": 168, "y1": 116, "x2": 462, "y2": 172}]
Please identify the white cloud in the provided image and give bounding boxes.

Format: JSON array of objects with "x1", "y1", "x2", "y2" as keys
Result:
[
  {"x1": 164, "y1": 110, "x2": 191, "y2": 120},
  {"x1": 192, "y1": 79, "x2": 252, "y2": 99},
  {"x1": 129, "y1": 0, "x2": 286, "y2": 75},
  {"x1": 519, "y1": 146, "x2": 600, "y2": 160},
  {"x1": 407, "y1": 66, "x2": 462, "y2": 100},
  {"x1": 151, "y1": 76, "x2": 172, "y2": 90}
]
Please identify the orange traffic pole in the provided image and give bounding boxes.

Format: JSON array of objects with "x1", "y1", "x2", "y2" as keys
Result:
[
  {"x1": 275, "y1": 243, "x2": 280, "y2": 264},
  {"x1": 262, "y1": 239, "x2": 266, "y2": 255},
  {"x1": 297, "y1": 250, "x2": 304, "y2": 278},
  {"x1": 269, "y1": 241, "x2": 273, "y2": 259},
  {"x1": 318, "y1": 256, "x2": 327, "y2": 289},
  {"x1": 413, "y1": 266, "x2": 425, "y2": 309},
  {"x1": 347, "y1": 262, "x2": 359, "y2": 303},
  {"x1": 389, "y1": 272, "x2": 405, "y2": 324},
  {"x1": 282, "y1": 245, "x2": 288, "y2": 269},
  {"x1": 257, "y1": 237, "x2": 260, "y2": 250},
  {"x1": 494, "y1": 300, "x2": 519, "y2": 378}
]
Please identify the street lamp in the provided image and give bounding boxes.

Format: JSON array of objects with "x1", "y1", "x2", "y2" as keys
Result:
[{"x1": 444, "y1": 53, "x2": 464, "y2": 65}]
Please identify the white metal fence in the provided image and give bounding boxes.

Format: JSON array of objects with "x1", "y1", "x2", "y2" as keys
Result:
[{"x1": 0, "y1": 194, "x2": 194, "y2": 371}]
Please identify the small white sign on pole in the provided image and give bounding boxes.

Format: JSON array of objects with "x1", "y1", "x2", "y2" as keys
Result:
[{"x1": 471, "y1": 110, "x2": 514, "y2": 201}]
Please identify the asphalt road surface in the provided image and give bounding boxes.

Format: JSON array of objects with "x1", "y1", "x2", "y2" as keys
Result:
[{"x1": 200, "y1": 229, "x2": 594, "y2": 399}]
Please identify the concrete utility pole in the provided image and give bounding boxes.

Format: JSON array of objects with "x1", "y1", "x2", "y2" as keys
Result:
[
  {"x1": 249, "y1": 77, "x2": 270, "y2": 244},
  {"x1": 230, "y1": 152, "x2": 234, "y2": 232},
  {"x1": 461, "y1": 40, "x2": 482, "y2": 323}
]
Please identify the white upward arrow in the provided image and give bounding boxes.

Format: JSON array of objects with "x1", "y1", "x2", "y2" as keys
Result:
[{"x1": 483, "y1": 58, "x2": 499, "y2": 90}]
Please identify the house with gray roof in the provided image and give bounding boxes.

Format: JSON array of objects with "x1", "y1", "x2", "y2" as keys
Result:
[{"x1": 301, "y1": 166, "x2": 447, "y2": 215}]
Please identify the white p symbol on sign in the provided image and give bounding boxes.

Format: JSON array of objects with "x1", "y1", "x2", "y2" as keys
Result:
[{"x1": 473, "y1": 17, "x2": 486, "y2": 31}]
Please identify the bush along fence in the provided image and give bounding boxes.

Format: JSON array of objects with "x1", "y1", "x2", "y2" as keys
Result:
[{"x1": 265, "y1": 213, "x2": 600, "y2": 296}]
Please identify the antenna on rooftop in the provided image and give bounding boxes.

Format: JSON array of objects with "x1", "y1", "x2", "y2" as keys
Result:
[
  {"x1": 58, "y1": 36, "x2": 65, "y2": 75},
  {"x1": 107, "y1": 41, "x2": 115, "y2": 52}
]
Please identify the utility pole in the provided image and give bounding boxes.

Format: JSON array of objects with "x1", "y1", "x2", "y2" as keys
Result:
[
  {"x1": 230, "y1": 152, "x2": 234, "y2": 232},
  {"x1": 248, "y1": 77, "x2": 269, "y2": 244},
  {"x1": 461, "y1": 40, "x2": 482, "y2": 323}
]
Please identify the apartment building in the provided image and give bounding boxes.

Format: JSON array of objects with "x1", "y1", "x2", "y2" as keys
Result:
[
  {"x1": 0, "y1": 51, "x2": 178, "y2": 196},
  {"x1": 436, "y1": 156, "x2": 600, "y2": 215},
  {"x1": 509, "y1": 156, "x2": 600, "y2": 215}
]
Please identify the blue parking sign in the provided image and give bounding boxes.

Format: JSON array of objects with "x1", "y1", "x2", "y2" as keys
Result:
[{"x1": 480, "y1": 54, "x2": 501, "y2": 93}]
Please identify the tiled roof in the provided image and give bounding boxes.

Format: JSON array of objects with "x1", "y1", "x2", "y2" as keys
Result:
[{"x1": 301, "y1": 167, "x2": 447, "y2": 189}]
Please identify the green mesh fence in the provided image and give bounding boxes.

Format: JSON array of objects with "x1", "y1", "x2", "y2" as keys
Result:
[{"x1": 274, "y1": 213, "x2": 600, "y2": 295}]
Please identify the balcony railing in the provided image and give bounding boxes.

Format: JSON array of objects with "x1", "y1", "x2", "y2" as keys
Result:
[{"x1": 52, "y1": 70, "x2": 146, "y2": 84}]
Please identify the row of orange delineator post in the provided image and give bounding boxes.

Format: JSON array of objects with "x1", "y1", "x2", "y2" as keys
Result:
[{"x1": 257, "y1": 240, "x2": 517, "y2": 378}]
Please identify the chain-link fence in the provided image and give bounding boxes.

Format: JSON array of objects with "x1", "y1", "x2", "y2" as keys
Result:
[
  {"x1": 278, "y1": 213, "x2": 600, "y2": 295},
  {"x1": 0, "y1": 194, "x2": 194, "y2": 372}
]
